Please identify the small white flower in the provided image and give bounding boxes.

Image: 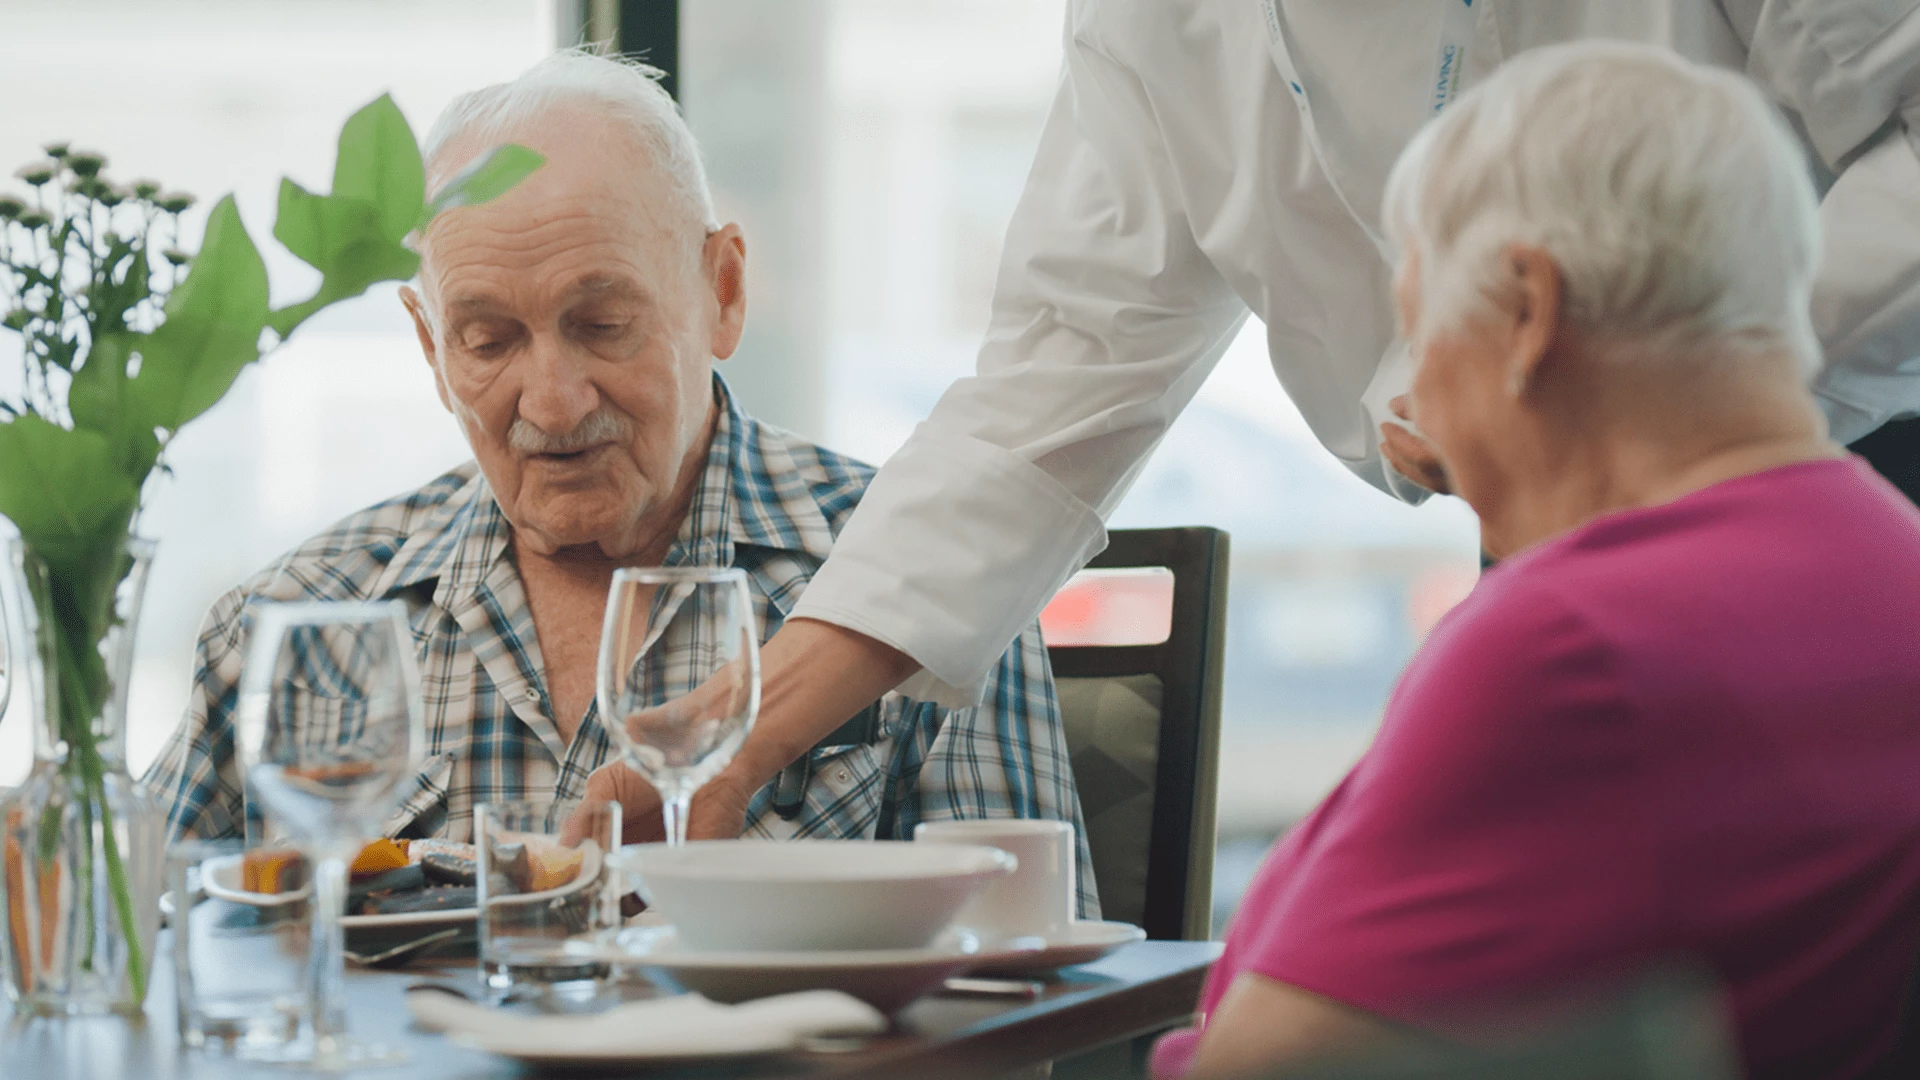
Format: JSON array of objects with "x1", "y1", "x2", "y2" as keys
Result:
[
  {"x1": 65, "y1": 150, "x2": 106, "y2": 178},
  {"x1": 14, "y1": 161, "x2": 57, "y2": 186}
]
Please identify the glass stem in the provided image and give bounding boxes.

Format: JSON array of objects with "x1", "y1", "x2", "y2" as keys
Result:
[
  {"x1": 661, "y1": 790, "x2": 693, "y2": 847},
  {"x1": 307, "y1": 849, "x2": 351, "y2": 1065}
]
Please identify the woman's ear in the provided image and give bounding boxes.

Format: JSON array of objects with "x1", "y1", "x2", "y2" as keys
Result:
[
  {"x1": 1501, "y1": 244, "x2": 1563, "y2": 399},
  {"x1": 705, "y1": 224, "x2": 748, "y2": 361}
]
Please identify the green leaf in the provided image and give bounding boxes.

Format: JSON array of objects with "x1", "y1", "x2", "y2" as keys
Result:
[
  {"x1": 330, "y1": 93, "x2": 425, "y2": 245},
  {"x1": 421, "y1": 144, "x2": 546, "y2": 226},
  {"x1": 130, "y1": 195, "x2": 270, "y2": 431},
  {"x1": 69, "y1": 332, "x2": 162, "y2": 481},
  {"x1": 0, "y1": 415, "x2": 140, "y2": 586},
  {"x1": 267, "y1": 178, "x2": 420, "y2": 337}
]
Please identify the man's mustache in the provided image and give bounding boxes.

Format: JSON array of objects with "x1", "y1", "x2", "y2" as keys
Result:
[{"x1": 508, "y1": 409, "x2": 633, "y2": 455}]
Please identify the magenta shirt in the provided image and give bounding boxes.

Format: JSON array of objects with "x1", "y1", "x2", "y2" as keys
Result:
[{"x1": 1157, "y1": 459, "x2": 1920, "y2": 1080}]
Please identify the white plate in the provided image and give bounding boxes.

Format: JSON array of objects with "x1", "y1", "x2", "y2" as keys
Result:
[
  {"x1": 963, "y1": 920, "x2": 1146, "y2": 977},
  {"x1": 601, "y1": 926, "x2": 1039, "y2": 1014},
  {"x1": 198, "y1": 841, "x2": 604, "y2": 929}
]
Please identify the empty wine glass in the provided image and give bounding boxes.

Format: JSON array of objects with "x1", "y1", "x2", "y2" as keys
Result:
[
  {"x1": 233, "y1": 601, "x2": 425, "y2": 1069},
  {"x1": 596, "y1": 567, "x2": 760, "y2": 845}
]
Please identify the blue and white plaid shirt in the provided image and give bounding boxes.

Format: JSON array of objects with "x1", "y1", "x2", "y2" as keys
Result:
[{"x1": 149, "y1": 379, "x2": 1097, "y2": 915}]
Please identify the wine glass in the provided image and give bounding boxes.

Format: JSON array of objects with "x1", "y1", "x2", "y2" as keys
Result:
[
  {"x1": 596, "y1": 567, "x2": 760, "y2": 845},
  {"x1": 233, "y1": 601, "x2": 425, "y2": 1069}
]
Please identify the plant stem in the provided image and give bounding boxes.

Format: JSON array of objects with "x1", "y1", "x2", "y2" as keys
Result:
[{"x1": 53, "y1": 612, "x2": 146, "y2": 1002}]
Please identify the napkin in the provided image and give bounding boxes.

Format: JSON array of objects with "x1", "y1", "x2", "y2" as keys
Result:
[{"x1": 407, "y1": 987, "x2": 887, "y2": 1059}]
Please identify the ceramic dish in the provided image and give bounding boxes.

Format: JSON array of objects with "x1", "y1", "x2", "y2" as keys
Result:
[
  {"x1": 602, "y1": 926, "x2": 1039, "y2": 1014},
  {"x1": 613, "y1": 840, "x2": 1014, "y2": 952},
  {"x1": 962, "y1": 920, "x2": 1146, "y2": 977},
  {"x1": 198, "y1": 840, "x2": 604, "y2": 930}
]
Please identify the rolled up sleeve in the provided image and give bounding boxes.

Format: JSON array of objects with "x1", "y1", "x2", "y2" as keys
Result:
[{"x1": 793, "y1": 1, "x2": 1247, "y2": 703}]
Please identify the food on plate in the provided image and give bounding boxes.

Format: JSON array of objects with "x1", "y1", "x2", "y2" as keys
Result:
[
  {"x1": 235, "y1": 833, "x2": 587, "y2": 913},
  {"x1": 242, "y1": 847, "x2": 308, "y2": 893},
  {"x1": 406, "y1": 838, "x2": 476, "y2": 865},
  {"x1": 365, "y1": 885, "x2": 478, "y2": 916},
  {"x1": 349, "y1": 838, "x2": 410, "y2": 878},
  {"x1": 419, "y1": 852, "x2": 478, "y2": 887},
  {"x1": 347, "y1": 864, "x2": 427, "y2": 910},
  {"x1": 526, "y1": 839, "x2": 585, "y2": 893}
]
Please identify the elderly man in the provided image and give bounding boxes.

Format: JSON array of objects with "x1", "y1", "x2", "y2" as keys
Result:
[
  {"x1": 149, "y1": 52, "x2": 1096, "y2": 914},
  {"x1": 1154, "y1": 43, "x2": 1920, "y2": 1080}
]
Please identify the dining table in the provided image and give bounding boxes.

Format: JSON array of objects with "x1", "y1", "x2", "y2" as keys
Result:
[{"x1": 0, "y1": 934, "x2": 1219, "y2": 1079}]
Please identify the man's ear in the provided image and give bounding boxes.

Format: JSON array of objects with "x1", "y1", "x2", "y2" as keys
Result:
[
  {"x1": 399, "y1": 284, "x2": 453, "y2": 413},
  {"x1": 1501, "y1": 244, "x2": 1563, "y2": 399},
  {"x1": 704, "y1": 223, "x2": 748, "y2": 361}
]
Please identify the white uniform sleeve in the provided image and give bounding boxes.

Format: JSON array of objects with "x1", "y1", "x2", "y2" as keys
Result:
[
  {"x1": 793, "y1": 3, "x2": 1248, "y2": 705},
  {"x1": 1732, "y1": 0, "x2": 1920, "y2": 441}
]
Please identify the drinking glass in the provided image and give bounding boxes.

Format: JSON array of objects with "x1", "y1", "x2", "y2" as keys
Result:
[
  {"x1": 475, "y1": 798, "x2": 621, "y2": 997},
  {"x1": 169, "y1": 837, "x2": 307, "y2": 1055},
  {"x1": 596, "y1": 567, "x2": 760, "y2": 845},
  {"x1": 233, "y1": 601, "x2": 425, "y2": 1069}
]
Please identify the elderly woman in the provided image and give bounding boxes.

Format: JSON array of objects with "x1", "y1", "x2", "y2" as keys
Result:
[{"x1": 1154, "y1": 42, "x2": 1920, "y2": 1080}]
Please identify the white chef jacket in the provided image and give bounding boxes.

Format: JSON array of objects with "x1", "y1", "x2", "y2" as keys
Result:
[{"x1": 793, "y1": 0, "x2": 1920, "y2": 705}]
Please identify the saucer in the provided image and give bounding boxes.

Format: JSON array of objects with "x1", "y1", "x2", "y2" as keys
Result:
[
  {"x1": 602, "y1": 926, "x2": 1035, "y2": 1013},
  {"x1": 963, "y1": 920, "x2": 1146, "y2": 977}
]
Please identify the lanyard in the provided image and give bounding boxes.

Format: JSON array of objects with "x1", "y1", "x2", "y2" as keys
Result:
[
  {"x1": 1259, "y1": 0, "x2": 1480, "y2": 118},
  {"x1": 1431, "y1": 0, "x2": 1477, "y2": 115}
]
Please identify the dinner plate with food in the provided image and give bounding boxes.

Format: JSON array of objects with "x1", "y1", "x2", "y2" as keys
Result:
[{"x1": 197, "y1": 836, "x2": 604, "y2": 948}]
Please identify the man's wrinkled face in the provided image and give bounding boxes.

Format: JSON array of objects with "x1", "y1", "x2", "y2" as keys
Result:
[{"x1": 403, "y1": 105, "x2": 737, "y2": 560}]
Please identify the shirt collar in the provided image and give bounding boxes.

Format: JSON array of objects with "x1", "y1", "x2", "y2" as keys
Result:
[{"x1": 373, "y1": 375, "x2": 837, "y2": 603}]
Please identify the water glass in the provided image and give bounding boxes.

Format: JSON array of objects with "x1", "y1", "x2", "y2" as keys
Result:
[
  {"x1": 475, "y1": 799, "x2": 622, "y2": 996},
  {"x1": 168, "y1": 838, "x2": 306, "y2": 1056}
]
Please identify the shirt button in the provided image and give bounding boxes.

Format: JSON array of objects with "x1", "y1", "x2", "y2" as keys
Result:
[{"x1": 835, "y1": 769, "x2": 850, "y2": 783}]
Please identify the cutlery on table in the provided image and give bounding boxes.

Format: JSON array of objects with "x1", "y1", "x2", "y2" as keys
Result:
[{"x1": 344, "y1": 927, "x2": 463, "y2": 969}]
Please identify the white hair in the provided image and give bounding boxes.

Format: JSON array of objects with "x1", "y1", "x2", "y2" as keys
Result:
[
  {"x1": 1382, "y1": 41, "x2": 1822, "y2": 375},
  {"x1": 422, "y1": 49, "x2": 719, "y2": 242}
]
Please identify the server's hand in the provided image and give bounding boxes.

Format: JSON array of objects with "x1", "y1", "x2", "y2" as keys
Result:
[{"x1": 1380, "y1": 395, "x2": 1453, "y2": 495}]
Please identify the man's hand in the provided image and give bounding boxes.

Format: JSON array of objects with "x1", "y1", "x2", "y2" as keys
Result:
[
  {"x1": 572, "y1": 759, "x2": 758, "y2": 844},
  {"x1": 570, "y1": 618, "x2": 919, "y2": 846},
  {"x1": 1379, "y1": 395, "x2": 1453, "y2": 495},
  {"x1": 685, "y1": 767, "x2": 756, "y2": 840}
]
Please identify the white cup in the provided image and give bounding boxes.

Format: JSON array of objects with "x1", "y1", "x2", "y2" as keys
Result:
[{"x1": 913, "y1": 819, "x2": 1074, "y2": 944}]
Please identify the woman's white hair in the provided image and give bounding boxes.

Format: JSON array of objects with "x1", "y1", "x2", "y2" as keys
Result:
[
  {"x1": 1382, "y1": 41, "x2": 1822, "y2": 375},
  {"x1": 422, "y1": 48, "x2": 719, "y2": 241}
]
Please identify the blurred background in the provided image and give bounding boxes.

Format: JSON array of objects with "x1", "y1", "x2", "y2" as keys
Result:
[{"x1": 0, "y1": 0, "x2": 1481, "y2": 930}]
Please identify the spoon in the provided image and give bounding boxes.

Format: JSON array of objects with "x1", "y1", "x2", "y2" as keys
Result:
[{"x1": 344, "y1": 926, "x2": 462, "y2": 968}]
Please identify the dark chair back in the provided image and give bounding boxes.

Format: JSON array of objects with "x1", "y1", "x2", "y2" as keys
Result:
[
  {"x1": 1864, "y1": 944, "x2": 1920, "y2": 1079},
  {"x1": 1047, "y1": 526, "x2": 1228, "y2": 941}
]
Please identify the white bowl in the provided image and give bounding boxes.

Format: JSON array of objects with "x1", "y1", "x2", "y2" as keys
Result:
[{"x1": 612, "y1": 840, "x2": 1015, "y2": 952}]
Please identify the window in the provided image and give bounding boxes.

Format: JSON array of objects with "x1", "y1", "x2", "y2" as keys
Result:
[
  {"x1": 4, "y1": 4, "x2": 1484, "y2": 931},
  {"x1": 0, "y1": 1, "x2": 555, "y2": 781},
  {"x1": 685, "y1": 0, "x2": 1483, "y2": 927}
]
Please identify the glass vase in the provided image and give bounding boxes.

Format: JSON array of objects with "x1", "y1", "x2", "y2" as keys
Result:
[{"x1": 0, "y1": 535, "x2": 164, "y2": 1016}]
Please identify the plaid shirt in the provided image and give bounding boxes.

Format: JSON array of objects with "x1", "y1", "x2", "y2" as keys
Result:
[{"x1": 149, "y1": 379, "x2": 1098, "y2": 915}]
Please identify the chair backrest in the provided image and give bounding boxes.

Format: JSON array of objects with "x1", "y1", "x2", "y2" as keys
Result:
[{"x1": 1046, "y1": 527, "x2": 1229, "y2": 941}]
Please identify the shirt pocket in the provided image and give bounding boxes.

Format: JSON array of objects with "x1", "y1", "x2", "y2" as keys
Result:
[{"x1": 793, "y1": 742, "x2": 889, "y2": 840}]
